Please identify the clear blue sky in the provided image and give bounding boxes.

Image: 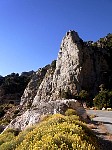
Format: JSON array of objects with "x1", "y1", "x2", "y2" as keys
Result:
[{"x1": 0, "y1": 0, "x2": 112, "y2": 76}]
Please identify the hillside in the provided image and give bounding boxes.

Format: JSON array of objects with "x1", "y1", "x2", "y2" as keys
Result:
[
  {"x1": 0, "y1": 71, "x2": 34, "y2": 105},
  {"x1": 0, "y1": 110, "x2": 100, "y2": 150},
  {"x1": 0, "y1": 61, "x2": 56, "y2": 127},
  {"x1": 0, "y1": 30, "x2": 112, "y2": 150},
  {"x1": 1, "y1": 30, "x2": 110, "y2": 132}
]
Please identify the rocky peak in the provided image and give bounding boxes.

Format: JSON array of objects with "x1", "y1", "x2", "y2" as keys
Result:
[
  {"x1": 52, "y1": 31, "x2": 83, "y2": 97},
  {"x1": 33, "y1": 30, "x2": 112, "y2": 106},
  {"x1": 65, "y1": 30, "x2": 81, "y2": 42},
  {"x1": 60, "y1": 30, "x2": 82, "y2": 53},
  {"x1": 32, "y1": 30, "x2": 83, "y2": 106}
]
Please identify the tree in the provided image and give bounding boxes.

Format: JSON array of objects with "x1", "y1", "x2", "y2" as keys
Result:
[
  {"x1": 93, "y1": 90, "x2": 110, "y2": 109},
  {"x1": 107, "y1": 91, "x2": 112, "y2": 108},
  {"x1": 59, "y1": 88, "x2": 72, "y2": 99},
  {"x1": 78, "y1": 90, "x2": 91, "y2": 107},
  {"x1": 79, "y1": 90, "x2": 88, "y2": 101}
]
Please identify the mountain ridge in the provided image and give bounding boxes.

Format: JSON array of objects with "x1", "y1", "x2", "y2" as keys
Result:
[{"x1": 0, "y1": 30, "x2": 112, "y2": 131}]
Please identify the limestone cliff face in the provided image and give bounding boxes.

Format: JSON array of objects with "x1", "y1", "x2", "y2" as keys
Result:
[
  {"x1": 33, "y1": 31, "x2": 83, "y2": 106},
  {"x1": 32, "y1": 68, "x2": 54, "y2": 105},
  {"x1": 20, "y1": 61, "x2": 56, "y2": 107},
  {"x1": 33, "y1": 30, "x2": 112, "y2": 106},
  {"x1": 51, "y1": 31, "x2": 83, "y2": 99}
]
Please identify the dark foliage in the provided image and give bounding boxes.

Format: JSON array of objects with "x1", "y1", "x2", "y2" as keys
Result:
[
  {"x1": 0, "y1": 72, "x2": 33, "y2": 104},
  {"x1": 94, "y1": 90, "x2": 112, "y2": 109},
  {"x1": 0, "y1": 107, "x2": 5, "y2": 118}
]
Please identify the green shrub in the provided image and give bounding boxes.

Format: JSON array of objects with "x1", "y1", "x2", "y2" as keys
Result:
[
  {"x1": 4, "y1": 128, "x2": 20, "y2": 136},
  {"x1": 0, "y1": 118, "x2": 11, "y2": 126},
  {"x1": 65, "y1": 109, "x2": 77, "y2": 116},
  {"x1": 60, "y1": 88, "x2": 72, "y2": 99}
]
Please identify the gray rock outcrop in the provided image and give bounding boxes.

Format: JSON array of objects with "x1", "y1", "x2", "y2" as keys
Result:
[
  {"x1": 20, "y1": 67, "x2": 49, "y2": 107},
  {"x1": 33, "y1": 31, "x2": 82, "y2": 105},
  {"x1": 20, "y1": 61, "x2": 56, "y2": 108},
  {"x1": 6, "y1": 99, "x2": 87, "y2": 130}
]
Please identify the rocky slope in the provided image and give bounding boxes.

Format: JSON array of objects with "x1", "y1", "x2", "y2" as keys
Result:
[
  {"x1": 20, "y1": 65, "x2": 50, "y2": 108},
  {"x1": 20, "y1": 60, "x2": 56, "y2": 108},
  {"x1": 6, "y1": 99, "x2": 87, "y2": 130},
  {"x1": 4, "y1": 30, "x2": 112, "y2": 131}
]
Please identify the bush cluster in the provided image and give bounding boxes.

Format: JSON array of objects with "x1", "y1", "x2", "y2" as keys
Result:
[
  {"x1": 0, "y1": 110, "x2": 100, "y2": 150},
  {"x1": 94, "y1": 90, "x2": 112, "y2": 109}
]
